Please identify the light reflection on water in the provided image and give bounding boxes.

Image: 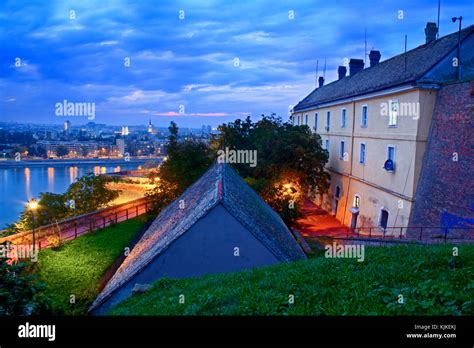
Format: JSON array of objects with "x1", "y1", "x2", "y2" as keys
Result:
[{"x1": 0, "y1": 163, "x2": 140, "y2": 228}]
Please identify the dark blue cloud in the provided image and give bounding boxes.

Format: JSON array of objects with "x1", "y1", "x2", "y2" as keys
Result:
[{"x1": 0, "y1": 0, "x2": 472, "y2": 128}]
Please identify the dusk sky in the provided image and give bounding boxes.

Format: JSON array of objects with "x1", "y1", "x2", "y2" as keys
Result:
[{"x1": 0, "y1": 0, "x2": 472, "y2": 128}]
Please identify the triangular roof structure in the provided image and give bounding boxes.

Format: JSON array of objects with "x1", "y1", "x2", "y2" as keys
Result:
[{"x1": 90, "y1": 163, "x2": 305, "y2": 311}]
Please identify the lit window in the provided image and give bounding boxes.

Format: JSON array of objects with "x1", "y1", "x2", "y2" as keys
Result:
[
  {"x1": 353, "y1": 195, "x2": 360, "y2": 208},
  {"x1": 389, "y1": 100, "x2": 398, "y2": 126},
  {"x1": 341, "y1": 109, "x2": 346, "y2": 128},
  {"x1": 361, "y1": 105, "x2": 368, "y2": 127},
  {"x1": 359, "y1": 143, "x2": 366, "y2": 164}
]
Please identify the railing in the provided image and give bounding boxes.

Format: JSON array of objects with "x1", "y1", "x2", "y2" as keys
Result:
[
  {"x1": 347, "y1": 226, "x2": 474, "y2": 243},
  {"x1": 0, "y1": 197, "x2": 153, "y2": 250}
]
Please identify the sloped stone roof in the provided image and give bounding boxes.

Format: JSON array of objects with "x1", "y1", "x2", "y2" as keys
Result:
[
  {"x1": 89, "y1": 163, "x2": 305, "y2": 311},
  {"x1": 294, "y1": 25, "x2": 474, "y2": 111}
]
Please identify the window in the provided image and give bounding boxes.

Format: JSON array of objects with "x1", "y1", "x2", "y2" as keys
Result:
[
  {"x1": 340, "y1": 141, "x2": 345, "y2": 160},
  {"x1": 325, "y1": 111, "x2": 330, "y2": 131},
  {"x1": 361, "y1": 105, "x2": 368, "y2": 127},
  {"x1": 388, "y1": 146, "x2": 395, "y2": 161},
  {"x1": 305, "y1": 114, "x2": 309, "y2": 125},
  {"x1": 379, "y1": 208, "x2": 389, "y2": 229},
  {"x1": 385, "y1": 146, "x2": 396, "y2": 172},
  {"x1": 359, "y1": 143, "x2": 366, "y2": 164},
  {"x1": 314, "y1": 113, "x2": 318, "y2": 131},
  {"x1": 335, "y1": 185, "x2": 341, "y2": 198},
  {"x1": 353, "y1": 194, "x2": 360, "y2": 209},
  {"x1": 341, "y1": 108, "x2": 346, "y2": 128},
  {"x1": 324, "y1": 139, "x2": 329, "y2": 151},
  {"x1": 389, "y1": 100, "x2": 398, "y2": 126}
]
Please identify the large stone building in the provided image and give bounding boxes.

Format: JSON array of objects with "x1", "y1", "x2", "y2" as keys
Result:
[{"x1": 292, "y1": 23, "x2": 473, "y2": 236}]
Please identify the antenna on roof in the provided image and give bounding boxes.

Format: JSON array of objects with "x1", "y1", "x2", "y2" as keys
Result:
[
  {"x1": 404, "y1": 34, "x2": 408, "y2": 71},
  {"x1": 364, "y1": 28, "x2": 368, "y2": 67},
  {"x1": 323, "y1": 58, "x2": 327, "y2": 79},
  {"x1": 437, "y1": 0, "x2": 441, "y2": 38},
  {"x1": 315, "y1": 60, "x2": 319, "y2": 88}
]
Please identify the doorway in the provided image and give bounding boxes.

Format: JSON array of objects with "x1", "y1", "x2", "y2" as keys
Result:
[{"x1": 380, "y1": 209, "x2": 389, "y2": 230}]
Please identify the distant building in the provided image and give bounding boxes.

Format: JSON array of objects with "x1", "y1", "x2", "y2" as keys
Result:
[
  {"x1": 116, "y1": 138, "x2": 125, "y2": 156},
  {"x1": 64, "y1": 120, "x2": 71, "y2": 133},
  {"x1": 147, "y1": 119, "x2": 154, "y2": 134},
  {"x1": 89, "y1": 163, "x2": 306, "y2": 314},
  {"x1": 121, "y1": 126, "x2": 129, "y2": 136},
  {"x1": 292, "y1": 23, "x2": 474, "y2": 236}
]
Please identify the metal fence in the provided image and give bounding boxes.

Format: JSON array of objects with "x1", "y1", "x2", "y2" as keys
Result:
[
  {"x1": 349, "y1": 226, "x2": 474, "y2": 243},
  {"x1": 0, "y1": 197, "x2": 152, "y2": 250}
]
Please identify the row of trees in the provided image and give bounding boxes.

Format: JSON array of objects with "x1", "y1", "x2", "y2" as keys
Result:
[
  {"x1": 147, "y1": 115, "x2": 329, "y2": 223},
  {"x1": 5, "y1": 174, "x2": 120, "y2": 235}
]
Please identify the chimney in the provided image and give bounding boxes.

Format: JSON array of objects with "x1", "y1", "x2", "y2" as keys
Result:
[
  {"x1": 425, "y1": 22, "x2": 438, "y2": 43},
  {"x1": 349, "y1": 59, "x2": 364, "y2": 76},
  {"x1": 369, "y1": 50, "x2": 381, "y2": 67},
  {"x1": 318, "y1": 76, "x2": 325, "y2": 87},
  {"x1": 338, "y1": 66, "x2": 347, "y2": 80}
]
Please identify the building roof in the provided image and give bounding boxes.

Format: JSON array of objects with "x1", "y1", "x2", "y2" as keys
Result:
[
  {"x1": 294, "y1": 25, "x2": 474, "y2": 111},
  {"x1": 90, "y1": 163, "x2": 306, "y2": 311}
]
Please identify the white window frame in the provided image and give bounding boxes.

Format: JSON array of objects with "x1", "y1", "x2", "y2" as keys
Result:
[
  {"x1": 341, "y1": 108, "x2": 347, "y2": 128},
  {"x1": 361, "y1": 105, "x2": 368, "y2": 127},
  {"x1": 389, "y1": 99, "x2": 398, "y2": 127},
  {"x1": 324, "y1": 138, "x2": 329, "y2": 151},
  {"x1": 359, "y1": 142, "x2": 366, "y2": 164}
]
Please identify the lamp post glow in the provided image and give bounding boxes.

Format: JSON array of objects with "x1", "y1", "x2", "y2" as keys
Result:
[{"x1": 28, "y1": 199, "x2": 38, "y2": 252}]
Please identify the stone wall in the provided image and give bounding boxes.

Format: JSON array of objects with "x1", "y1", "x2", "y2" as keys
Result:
[{"x1": 408, "y1": 80, "x2": 474, "y2": 239}]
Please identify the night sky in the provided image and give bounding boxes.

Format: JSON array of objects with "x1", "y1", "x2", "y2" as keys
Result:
[{"x1": 1, "y1": 0, "x2": 472, "y2": 127}]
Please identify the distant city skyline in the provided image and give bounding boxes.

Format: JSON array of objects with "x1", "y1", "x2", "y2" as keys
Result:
[{"x1": 1, "y1": 0, "x2": 472, "y2": 127}]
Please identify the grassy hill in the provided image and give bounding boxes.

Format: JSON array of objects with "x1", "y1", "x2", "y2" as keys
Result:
[
  {"x1": 108, "y1": 244, "x2": 474, "y2": 315},
  {"x1": 32, "y1": 216, "x2": 148, "y2": 315}
]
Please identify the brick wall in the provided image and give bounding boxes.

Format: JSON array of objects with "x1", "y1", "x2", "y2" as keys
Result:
[{"x1": 408, "y1": 80, "x2": 474, "y2": 239}]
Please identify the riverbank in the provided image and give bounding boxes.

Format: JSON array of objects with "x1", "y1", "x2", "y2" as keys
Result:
[{"x1": 0, "y1": 157, "x2": 161, "y2": 168}]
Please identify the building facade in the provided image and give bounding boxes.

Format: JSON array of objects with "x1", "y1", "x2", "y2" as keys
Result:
[{"x1": 292, "y1": 23, "x2": 474, "y2": 235}]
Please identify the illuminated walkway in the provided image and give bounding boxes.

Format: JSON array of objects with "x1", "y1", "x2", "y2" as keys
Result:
[{"x1": 295, "y1": 199, "x2": 354, "y2": 239}]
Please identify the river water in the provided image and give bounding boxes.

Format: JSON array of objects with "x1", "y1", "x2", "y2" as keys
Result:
[{"x1": 0, "y1": 161, "x2": 148, "y2": 228}]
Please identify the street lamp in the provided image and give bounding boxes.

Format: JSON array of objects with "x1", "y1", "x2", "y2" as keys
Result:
[
  {"x1": 452, "y1": 16, "x2": 463, "y2": 80},
  {"x1": 28, "y1": 199, "x2": 39, "y2": 252}
]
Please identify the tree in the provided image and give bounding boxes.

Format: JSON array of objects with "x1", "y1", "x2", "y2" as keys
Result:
[
  {"x1": 6, "y1": 175, "x2": 121, "y2": 234},
  {"x1": 11, "y1": 193, "x2": 69, "y2": 232},
  {"x1": 56, "y1": 145, "x2": 69, "y2": 158},
  {"x1": 147, "y1": 122, "x2": 214, "y2": 212},
  {"x1": 211, "y1": 114, "x2": 330, "y2": 222},
  {"x1": 65, "y1": 173, "x2": 120, "y2": 215},
  {"x1": 0, "y1": 249, "x2": 51, "y2": 315}
]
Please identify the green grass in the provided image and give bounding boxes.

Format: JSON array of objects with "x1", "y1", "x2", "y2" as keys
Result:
[
  {"x1": 33, "y1": 216, "x2": 148, "y2": 315},
  {"x1": 108, "y1": 244, "x2": 474, "y2": 316}
]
